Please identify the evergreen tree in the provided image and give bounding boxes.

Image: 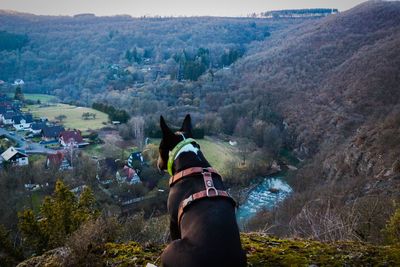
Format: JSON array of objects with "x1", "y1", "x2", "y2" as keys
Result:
[
  {"x1": 385, "y1": 207, "x2": 400, "y2": 244},
  {"x1": 18, "y1": 180, "x2": 99, "y2": 254},
  {"x1": 14, "y1": 86, "x2": 24, "y2": 101}
]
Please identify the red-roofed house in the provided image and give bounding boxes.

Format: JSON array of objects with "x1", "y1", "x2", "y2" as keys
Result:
[
  {"x1": 116, "y1": 165, "x2": 141, "y2": 184},
  {"x1": 59, "y1": 130, "x2": 83, "y2": 147},
  {"x1": 45, "y1": 152, "x2": 72, "y2": 170}
]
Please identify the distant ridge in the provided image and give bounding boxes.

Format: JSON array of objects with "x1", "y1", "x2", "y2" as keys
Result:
[{"x1": 261, "y1": 8, "x2": 339, "y2": 18}]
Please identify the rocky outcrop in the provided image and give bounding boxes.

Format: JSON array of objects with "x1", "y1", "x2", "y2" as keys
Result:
[
  {"x1": 17, "y1": 247, "x2": 71, "y2": 267},
  {"x1": 17, "y1": 233, "x2": 400, "y2": 267}
]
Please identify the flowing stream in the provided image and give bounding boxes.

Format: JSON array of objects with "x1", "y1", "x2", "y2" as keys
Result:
[{"x1": 236, "y1": 177, "x2": 293, "y2": 224}]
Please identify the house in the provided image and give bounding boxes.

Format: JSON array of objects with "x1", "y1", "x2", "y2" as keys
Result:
[
  {"x1": 127, "y1": 152, "x2": 144, "y2": 169},
  {"x1": 30, "y1": 122, "x2": 48, "y2": 135},
  {"x1": 1, "y1": 147, "x2": 28, "y2": 166},
  {"x1": 2, "y1": 112, "x2": 17, "y2": 125},
  {"x1": 13, "y1": 79, "x2": 24, "y2": 86},
  {"x1": 45, "y1": 152, "x2": 72, "y2": 170},
  {"x1": 59, "y1": 130, "x2": 83, "y2": 147},
  {"x1": 41, "y1": 125, "x2": 65, "y2": 141},
  {"x1": 116, "y1": 165, "x2": 141, "y2": 184},
  {"x1": 13, "y1": 114, "x2": 33, "y2": 130},
  {"x1": 0, "y1": 106, "x2": 15, "y2": 124}
]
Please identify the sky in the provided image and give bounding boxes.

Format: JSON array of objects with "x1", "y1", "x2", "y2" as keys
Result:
[{"x1": 0, "y1": 0, "x2": 368, "y2": 17}]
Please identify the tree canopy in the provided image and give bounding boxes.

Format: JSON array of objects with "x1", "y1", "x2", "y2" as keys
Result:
[{"x1": 18, "y1": 180, "x2": 99, "y2": 254}]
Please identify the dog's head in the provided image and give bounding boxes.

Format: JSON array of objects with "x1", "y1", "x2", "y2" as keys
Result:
[{"x1": 157, "y1": 114, "x2": 193, "y2": 174}]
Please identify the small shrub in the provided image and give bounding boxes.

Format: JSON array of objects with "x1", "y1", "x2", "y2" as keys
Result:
[
  {"x1": 118, "y1": 212, "x2": 169, "y2": 245},
  {"x1": 384, "y1": 207, "x2": 400, "y2": 245},
  {"x1": 66, "y1": 217, "x2": 119, "y2": 267}
]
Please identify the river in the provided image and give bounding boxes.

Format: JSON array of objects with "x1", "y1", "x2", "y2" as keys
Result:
[{"x1": 236, "y1": 177, "x2": 293, "y2": 224}]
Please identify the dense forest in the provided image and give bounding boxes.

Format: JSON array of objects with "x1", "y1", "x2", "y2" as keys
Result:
[{"x1": 0, "y1": 13, "x2": 284, "y2": 96}]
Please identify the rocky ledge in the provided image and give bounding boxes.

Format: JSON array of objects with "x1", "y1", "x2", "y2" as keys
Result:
[{"x1": 18, "y1": 233, "x2": 400, "y2": 267}]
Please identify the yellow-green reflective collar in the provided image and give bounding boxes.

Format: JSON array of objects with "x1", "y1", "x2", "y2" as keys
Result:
[{"x1": 167, "y1": 138, "x2": 196, "y2": 176}]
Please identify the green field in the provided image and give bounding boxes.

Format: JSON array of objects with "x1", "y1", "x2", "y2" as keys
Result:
[
  {"x1": 84, "y1": 144, "x2": 138, "y2": 159},
  {"x1": 7, "y1": 93, "x2": 58, "y2": 103},
  {"x1": 26, "y1": 103, "x2": 109, "y2": 131},
  {"x1": 150, "y1": 136, "x2": 239, "y2": 174}
]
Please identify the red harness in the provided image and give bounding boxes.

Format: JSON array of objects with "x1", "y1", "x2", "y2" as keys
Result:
[{"x1": 169, "y1": 167, "x2": 237, "y2": 227}]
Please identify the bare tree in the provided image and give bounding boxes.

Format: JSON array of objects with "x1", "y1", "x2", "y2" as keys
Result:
[
  {"x1": 130, "y1": 116, "x2": 145, "y2": 150},
  {"x1": 237, "y1": 138, "x2": 256, "y2": 166},
  {"x1": 289, "y1": 198, "x2": 360, "y2": 242}
]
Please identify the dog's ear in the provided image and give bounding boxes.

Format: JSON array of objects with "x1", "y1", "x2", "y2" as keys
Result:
[
  {"x1": 180, "y1": 114, "x2": 192, "y2": 136},
  {"x1": 160, "y1": 116, "x2": 174, "y2": 138}
]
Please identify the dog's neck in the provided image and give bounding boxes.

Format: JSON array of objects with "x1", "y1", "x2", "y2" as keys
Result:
[{"x1": 172, "y1": 143, "x2": 211, "y2": 174}]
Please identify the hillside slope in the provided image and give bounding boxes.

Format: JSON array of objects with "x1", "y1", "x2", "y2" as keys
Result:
[
  {"x1": 17, "y1": 233, "x2": 400, "y2": 267},
  {"x1": 0, "y1": 10, "x2": 309, "y2": 98},
  {"x1": 202, "y1": 1, "x2": 400, "y2": 241},
  {"x1": 220, "y1": 1, "x2": 400, "y2": 192}
]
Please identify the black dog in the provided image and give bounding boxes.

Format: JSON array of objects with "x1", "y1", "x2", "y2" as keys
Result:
[{"x1": 157, "y1": 114, "x2": 247, "y2": 267}]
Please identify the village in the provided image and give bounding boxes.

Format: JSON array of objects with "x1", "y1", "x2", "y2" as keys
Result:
[{"x1": 0, "y1": 84, "x2": 163, "y2": 215}]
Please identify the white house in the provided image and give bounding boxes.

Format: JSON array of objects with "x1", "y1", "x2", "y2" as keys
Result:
[
  {"x1": 29, "y1": 122, "x2": 47, "y2": 135},
  {"x1": 13, "y1": 114, "x2": 33, "y2": 131},
  {"x1": 2, "y1": 112, "x2": 16, "y2": 125},
  {"x1": 13, "y1": 79, "x2": 25, "y2": 86},
  {"x1": 1, "y1": 147, "x2": 29, "y2": 166}
]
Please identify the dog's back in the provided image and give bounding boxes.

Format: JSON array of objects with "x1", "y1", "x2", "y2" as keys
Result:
[{"x1": 157, "y1": 115, "x2": 247, "y2": 267}]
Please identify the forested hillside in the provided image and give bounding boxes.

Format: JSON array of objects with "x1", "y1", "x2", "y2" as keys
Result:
[
  {"x1": 209, "y1": 1, "x2": 400, "y2": 242},
  {"x1": 0, "y1": 11, "x2": 306, "y2": 97}
]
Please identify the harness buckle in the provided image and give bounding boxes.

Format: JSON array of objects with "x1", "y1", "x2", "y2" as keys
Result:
[
  {"x1": 182, "y1": 195, "x2": 193, "y2": 207},
  {"x1": 202, "y1": 167, "x2": 210, "y2": 173},
  {"x1": 206, "y1": 187, "x2": 218, "y2": 197},
  {"x1": 202, "y1": 171, "x2": 218, "y2": 197}
]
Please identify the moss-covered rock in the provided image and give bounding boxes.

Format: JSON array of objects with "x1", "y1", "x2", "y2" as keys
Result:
[
  {"x1": 18, "y1": 233, "x2": 400, "y2": 267},
  {"x1": 17, "y1": 247, "x2": 70, "y2": 267},
  {"x1": 241, "y1": 233, "x2": 400, "y2": 266}
]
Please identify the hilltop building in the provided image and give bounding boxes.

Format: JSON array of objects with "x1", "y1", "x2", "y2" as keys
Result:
[{"x1": 13, "y1": 79, "x2": 25, "y2": 86}]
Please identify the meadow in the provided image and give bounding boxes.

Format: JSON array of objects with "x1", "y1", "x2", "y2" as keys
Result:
[{"x1": 25, "y1": 103, "x2": 109, "y2": 131}]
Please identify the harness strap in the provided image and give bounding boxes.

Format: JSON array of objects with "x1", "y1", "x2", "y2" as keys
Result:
[
  {"x1": 169, "y1": 167, "x2": 219, "y2": 186},
  {"x1": 176, "y1": 171, "x2": 236, "y2": 227},
  {"x1": 178, "y1": 190, "x2": 234, "y2": 227}
]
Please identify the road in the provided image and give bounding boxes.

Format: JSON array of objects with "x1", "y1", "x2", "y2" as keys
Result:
[{"x1": 0, "y1": 128, "x2": 57, "y2": 154}]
